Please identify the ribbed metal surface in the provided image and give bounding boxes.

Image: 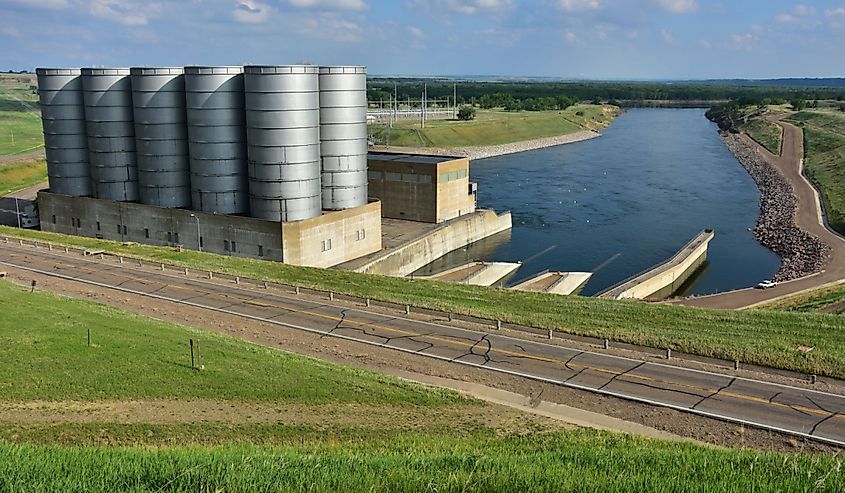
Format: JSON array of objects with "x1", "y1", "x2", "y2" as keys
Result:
[
  {"x1": 184, "y1": 66, "x2": 249, "y2": 214},
  {"x1": 244, "y1": 65, "x2": 321, "y2": 222},
  {"x1": 36, "y1": 68, "x2": 92, "y2": 197},
  {"x1": 81, "y1": 68, "x2": 138, "y2": 201},
  {"x1": 319, "y1": 66, "x2": 368, "y2": 210},
  {"x1": 130, "y1": 67, "x2": 191, "y2": 208}
]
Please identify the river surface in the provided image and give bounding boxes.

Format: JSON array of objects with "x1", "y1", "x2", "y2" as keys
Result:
[{"x1": 416, "y1": 108, "x2": 781, "y2": 296}]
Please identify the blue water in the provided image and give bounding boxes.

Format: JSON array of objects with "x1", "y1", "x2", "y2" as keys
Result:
[{"x1": 417, "y1": 108, "x2": 781, "y2": 296}]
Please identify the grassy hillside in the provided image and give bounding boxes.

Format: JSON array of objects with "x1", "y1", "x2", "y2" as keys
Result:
[
  {"x1": 739, "y1": 117, "x2": 782, "y2": 155},
  {"x1": 369, "y1": 104, "x2": 618, "y2": 148},
  {"x1": 0, "y1": 74, "x2": 43, "y2": 156},
  {"x1": 785, "y1": 109, "x2": 845, "y2": 236},
  {"x1": 3, "y1": 226, "x2": 845, "y2": 379},
  {"x1": 761, "y1": 283, "x2": 845, "y2": 314},
  {"x1": 0, "y1": 158, "x2": 47, "y2": 194},
  {"x1": 1, "y1": 279, "x2": 844, "y2": 492}
]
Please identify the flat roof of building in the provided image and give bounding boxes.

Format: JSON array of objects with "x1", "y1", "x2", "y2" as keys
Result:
[{"x1": 367, "y1": 152, "x2": 466, "y2": 165}]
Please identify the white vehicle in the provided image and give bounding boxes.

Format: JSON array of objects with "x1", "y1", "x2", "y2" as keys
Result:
[{"x1": 756, "y1": 280, "x2": 777, "y2": 289}]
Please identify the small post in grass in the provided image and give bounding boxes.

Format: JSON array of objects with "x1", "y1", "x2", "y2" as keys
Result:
[
  {"x1": 190, "y1": 338, "x2": 195, "y2": 369},
  {"x1": 30, "y1": 279, "x2": 36, "y2": 293},
  {"x1": 87, "y1": 328, "x2": 90, "y2": 347},
  {"x1": 196, "y1": 340, "x2": 204, "y2": 370}
]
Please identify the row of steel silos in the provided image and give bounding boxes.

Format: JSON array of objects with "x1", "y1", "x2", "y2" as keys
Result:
[{"x1": 36, "y1": 65, "x2": 368, "y2": 222}]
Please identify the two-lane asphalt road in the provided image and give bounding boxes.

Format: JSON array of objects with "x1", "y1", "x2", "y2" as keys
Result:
[{"x1": 1, "y1": 241, "x2": 844, "y2": 446}]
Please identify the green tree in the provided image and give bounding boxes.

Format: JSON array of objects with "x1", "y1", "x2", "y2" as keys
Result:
[
  {"x1": 839, "y1": 103, "x2": 845, "y2": 113},
  {"x1": 457, "y1": 105, "x2": 477, "y2": 121},
  {"x1": 790, "y1": 98, "x2": 806, "y2": 111}
]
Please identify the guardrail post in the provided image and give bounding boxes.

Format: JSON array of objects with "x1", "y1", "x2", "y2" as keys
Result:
[
  {"x1": 18, "y1": 239, "x2": 23, "y2": 245},
  {"x1": 48, "y1": 244, "x2": 53, "y2": 251},
  {"x1": 666, "y1": 348, "x2": 672, "y2": 360},
  {"x1": 295, "y1": 286, "x2": 300, "y2": 295},
  {"x1": 734, "y1": 360, "x2": 740, "y2": 371},
  {"x1": 448, "y1": 312, "x2": 453, "y2": 322},
  {"x1": 64, "y1": 247, "x2": 69, "y2": 253},
  {"x1": 207, "y1": 271, "x2": 213, "y2": 279},
  {"x1": 365, "y1": 298, "x2": 370, "y2": 307},
  {"x1": 811, "y1": 375, "x2": 817, "y2": 385},
  {"x1": 603, "y1": 339, "x2": 609, "y2": 350},
  {"x1": 548, "y1": 329, "x2": 553, "y2": 340},
  {"x1": 263, "y1": 281, "x2": 268, "y2": 289},
  {"x1": 235, "y1": 276, "x2": 240, "y2": 285},
  {"x1": 405, "y1": 305, "x2": 410, "y2": 315},
  {"x1": 329, "y1": 292, "x2": 334, "y2": 301},
  {"x1": 118, "y1": 256, "x2": 123, "y2": 264},
  {"x1": 496, "y1": 320, "x2": 502, "y2": 330},
  {"x1": 98, "y1": 253, "x2": 103, "y2": 260}
]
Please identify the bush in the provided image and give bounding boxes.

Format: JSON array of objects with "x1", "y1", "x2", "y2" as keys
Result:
[{"x1": 457, "y1": 106, "x2": 477, "y2": 121}]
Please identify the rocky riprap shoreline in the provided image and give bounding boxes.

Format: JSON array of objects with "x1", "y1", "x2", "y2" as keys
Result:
[{"x1": 721, "y1": 132, "x2": 829, "y2": 281}]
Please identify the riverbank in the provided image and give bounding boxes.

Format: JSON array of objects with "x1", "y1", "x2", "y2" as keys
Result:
[
  {"x1": 719, "y1": 131, "x2": 828, "y2": 281},
  {"x1": 372, "y1": 129, "x2": 600, "y2": 160}
]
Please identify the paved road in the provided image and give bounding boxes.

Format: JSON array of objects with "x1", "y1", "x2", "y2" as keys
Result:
[
  {"x1": 674, "y1": 120, "x2": 845, "y2": 309},
  {"x1": 1, "y1": 241, "x2": 844, "y2": 446}
]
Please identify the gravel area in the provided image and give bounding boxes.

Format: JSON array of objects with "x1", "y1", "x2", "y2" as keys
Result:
[{"x1": 721, "y1": 132, "x2": 830, "y2": 281}]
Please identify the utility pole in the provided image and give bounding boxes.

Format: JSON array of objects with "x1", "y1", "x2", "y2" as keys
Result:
[{"x1": 453, "y1": 83, "x2": 457, "y2": 119}]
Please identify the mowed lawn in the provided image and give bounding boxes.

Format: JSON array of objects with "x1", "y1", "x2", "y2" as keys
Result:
[
  {"x1": 369, "y1": 104, "x2": 615, "y2": 148},
  {"x1": 1, "y1": 279, "x2": 844, "y2": 492},
  {"x1": 3, "y1": 226, "x2": 845, "y2": 379},
  {"x1": 0, "y1": 74, "x2": 43, "y2": 156},
  {"x1": 0, "y1": 159, "x2": 47, "y2": 194},
  {"x1": 786, "y1": 109, "x2": 845, "y2": 236}
]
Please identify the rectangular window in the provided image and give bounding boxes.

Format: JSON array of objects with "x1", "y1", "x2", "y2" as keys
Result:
[
  {"x1": 96, "y1": 221, "x2": 100, "y2": 231},
  {"x1": 117, "y1": 224, "x2": 121, "y2": 234},
  {"x1": 123, "y1": 225, "x2": 127, "y2": 235},
  {"x1": 167, "y1": 232, "x2": 172, "y2": 243},
  {"x1": 52, "y1": 215, "x2": 56, "y2": 224},
  {"x1": 367, "y1": 170, "x2": 382, "y2": 180},
  {"x1": 355, "y1": 229, "x2": 366, "y2": 241},
  {"x1": 385, "y1": 172, "x2": 402, "y2": 182},
  {"x1": 174, "y1": 232, "x2": 180, "y2": 244},
  {"x1": 258, "y1": 245, "x2": 264, "y2": 257},
  {"x1": 144, "y1": 228, "x2": 149, "y2": 239},
  {"x1": 224, "y1": 240, "x2": 230, "y2": 252},
  {"x1": 231, "y1": 241, "x2": 236, "y2": 252},
  {"x1": 321, "y1": 239, "x2": 332, "y2": 252}
]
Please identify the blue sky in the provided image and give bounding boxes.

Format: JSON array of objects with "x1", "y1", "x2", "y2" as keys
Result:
[{"x1": 2, "y1": 0, "x2": 844, "y2": 79}]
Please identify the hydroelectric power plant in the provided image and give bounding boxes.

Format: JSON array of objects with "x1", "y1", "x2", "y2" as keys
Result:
[{"x1": 34, "y1": 65, "x2": 510, "y2": 269}]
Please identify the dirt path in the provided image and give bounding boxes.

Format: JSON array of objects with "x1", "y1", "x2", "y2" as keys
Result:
[
  {"x1": 0, "y1": 150, "x2": 44, "y2": 166},
  {"x1": 674, "y1": 119, "x2": 845, "y2": 310}
]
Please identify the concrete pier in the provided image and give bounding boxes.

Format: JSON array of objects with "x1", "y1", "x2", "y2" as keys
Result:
[
  {"x1": 598, "y1": 229, "x2": 714, "y2": 300},
  {"x1": 342, "y1": 209, "x2": 512, "y2": 276},
  {"x1": 511, "y1": 271, "x2": 592, "y2": 296},
  {"x1": 416, "y1": 261, "x2": 521, "y2": 286}
]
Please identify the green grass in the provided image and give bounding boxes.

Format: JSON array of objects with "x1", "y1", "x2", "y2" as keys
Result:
[
  {"x1": 369, "y1": 104, "x2": 617, "y2": 148},
  {"x1": 3, "y1": 433, "x2": 844, "y2": 493},
  {"x1": 0, "y1": 158, "x2": 47, "y2": 194},
  {"x1": 0, "y1": 280, "x2": 461, "y2": 406},
  {"x1": 762, "y1": 283, "x2": 845, "y2": 314},
  {"x1": 3, "y1": 226, "x2": 845, "y2": 379},
  {"x1": 785, "y1": 110, "x2": 845, "y2": 236},
  {"x1": 739, "y1": 118, "x2": 782, "y2": 155},
  {"x1": 0, "y1": 74, "x2": 43, "y2": 156}
]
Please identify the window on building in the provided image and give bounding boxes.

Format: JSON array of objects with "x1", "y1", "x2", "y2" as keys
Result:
[
  {"x1": 258, "y1": 245, "x2": 264, "y2": 257},
  {"x1": 356, "y1": 229, "x2": 366, "y2": 241},
  {"x1": 367, "y1": 170, "x2": 382, "y2": 181},
  {"x1": 51, "y1": 215, "x2": 56, "y2": 224},
  {"x1": 231, "y1": 241, "x2": 236, "y2": 252},
  {"x1": 321, "y1": 239, "x2": 332, "y2": 252},
  {"x1": 174, "y1": 232, "x2": 179, "y2": 244},
  {"x1": 123, "y1": 225, "x2": 127, "y2": 235},
  {"x1": 224, "y1": 240, "x2": 230, "y2": 252},
  {"x1": 167, "y1": 232, "x2": 172, "y2": 243},
  {"x1": 199, "y1": 236, "x2": 204, "y2": 248},
  {"x1": 144, "y1": 228, "x2": 149, "y2": 239},
  {"x1": 96, "y1": 221, "x2": 100, "y2": 231}
]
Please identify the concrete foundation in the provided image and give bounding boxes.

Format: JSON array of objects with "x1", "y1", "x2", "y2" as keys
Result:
[
  {"x1": 346, "y1": 209, "x2": 512, "y2": 277},
  {"x1": 598, "y1": 230, "x2": 714, "y2": 300},
  {"x1": 37, "y1": 191, "x2": 382, "y2": 266}
]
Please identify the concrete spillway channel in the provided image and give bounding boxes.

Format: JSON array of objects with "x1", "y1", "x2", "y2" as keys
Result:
[
  {"x1": 510, "y1": 271, "x2": 593, "y2": 296},
  {"x1": 414, "y1": 261, "x2": 521, "y2": 287},
  {"x1": 598, "y1": 229, "x2": 714, "y2": 300}
]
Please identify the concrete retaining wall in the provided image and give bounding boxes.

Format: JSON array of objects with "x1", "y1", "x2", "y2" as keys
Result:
[{"x1": 353, "y1": 209, "x2": 512, "y2": 276}]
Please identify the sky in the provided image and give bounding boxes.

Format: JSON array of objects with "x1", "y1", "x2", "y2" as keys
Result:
[{"x1": 1, "y1": 0, "x2": 844, "y2": 79}]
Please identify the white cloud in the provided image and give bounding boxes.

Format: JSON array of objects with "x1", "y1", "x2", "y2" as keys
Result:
[
  {"x1": 793, "y1": 4, "x2": 815, "y2": 16},
  {"x1": 775, "y1": 13, "x2": 797, "y2": 23},
  {"x1": 698, "y1": 39, "x2": 711, "y2": 49},
  {"x1": 656, "y1": 0, "x2": 697, "y2": 14},
  {"x1": 776, "y1": 4, "x2": 817, "y2": 24},
  {"x1": 407, "y1": 0, "x2": 513, "y2": 16},
  {"x1": 233, "y1": 0, "x2": 274, "y2": 23},
  {"x1": 407, "y1": 25, "x2": 425, "y2": 38},
  {"x1": 556, "y1": 0, "x2": 601, "y2": 12},
  {"x1": 660, "y1": 28, "x2": 674, "y2": 44},
  {"x1": 564, "y1": 30, "x2": 577, "y2": 43},
  {"x1": 90, "y1": 0, "x2": 153, "y2": 26},
  {"x1": 827, "y1": 8, "x2": 845, "y2": 17},
  {"x1": 729, "y1": 32, "x2": 755, "y2": 51},
  {"x1": 287, "y1": 0, "x2": 367, "y2": 10},
  {"x1": 4, "y1": 0, "x2": 69, "y2": 9}
]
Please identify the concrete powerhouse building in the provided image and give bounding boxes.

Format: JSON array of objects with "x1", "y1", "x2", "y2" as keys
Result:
[{"x1": 34, "y1": 64, "x2": 502, "y2": 270}]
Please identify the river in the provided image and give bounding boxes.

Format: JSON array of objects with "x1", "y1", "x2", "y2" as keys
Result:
[{"x1": 416, "y1": 108, "x2": 781, "y2": 296}]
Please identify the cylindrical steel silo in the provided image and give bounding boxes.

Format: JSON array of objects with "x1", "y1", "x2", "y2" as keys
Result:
[
  {"x1": 319, "y1": 66, "x2": 368, "y2": 210},
  {"x1": 130, "y1": 67, "x2": 191, "y2": 208},
  {"x1": 81, "y1": 68, "x2": 138, "y2": 201},
  {"x1": 36, "y1": 68, "x2": 92, "y2": 197},
  {"x1": 184, "y1": 66, "x2": 249, "y2": 214},
  {"x1": 244, "y1": 65, "x2": 321, "y2": 222}
]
